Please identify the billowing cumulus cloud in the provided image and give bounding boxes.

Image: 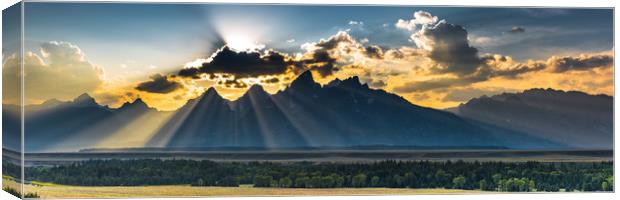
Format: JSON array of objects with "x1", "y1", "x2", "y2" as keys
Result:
[
  {"x1": 296, "y1": 31, "x2": 422, "y2": 78},
  {"x1": 174, "y1": 31, "x2": 392, "y2": 90},
  {"x1": 3, "y1": 41, "x2": 104, "y2": 104},
  {"x1": 395, "y1": 11, "x2": 438, "y2": 31},
  {"x1": 412, "y1": 21, "x2": 483, "y2": 75},
  {"x1": 390, "y1": 12, "x2": 568, "y2": 93},
  {"x1": 302, "y1": 31, "x2": 357, "y2": 51},
  {"x1": 297, "y1": 31, "x2": 371, "y2": 77},
  {"x1": 135, "y1": 74, "x2": 184, "y2": 93}
]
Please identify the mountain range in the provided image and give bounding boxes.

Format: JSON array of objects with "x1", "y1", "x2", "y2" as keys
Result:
[
  {"x1": 448, "y1": 88, "x2": 613, "y2": 149},
  {"x1": 2, "y1": 71, "x2": 612, "y2": 152}
]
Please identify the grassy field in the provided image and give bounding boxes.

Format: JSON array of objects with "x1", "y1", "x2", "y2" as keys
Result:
[
  {"x1": 2, "y1": 176, "x2": 21, "y2": 195},
  {"x1": 2, "y1": 178, "x2": 479, "y2": 198}
]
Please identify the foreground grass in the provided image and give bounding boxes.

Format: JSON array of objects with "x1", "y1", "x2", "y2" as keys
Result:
[
  {"x1": 3, "y1": 178, "x2": 479, "y2": 198},
  {"x1": 2, "y1": 177, "x2": 40, "y2": 198}
]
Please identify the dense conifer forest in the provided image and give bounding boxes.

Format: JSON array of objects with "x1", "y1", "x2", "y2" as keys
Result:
[{"x1": 4, "y1": 159, "x2": 613, "y2": 192}]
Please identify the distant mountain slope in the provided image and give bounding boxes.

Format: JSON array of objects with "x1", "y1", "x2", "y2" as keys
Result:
[
  {"x1": 450, "y1": 88, "x2": 613, "y2": 149},
  {"x1": 3, "y1": 72, "x2": 570, "y2": 152},
  {"x1": 3, "y1": 94, "x2": 167, "y2": 152},
  {"x1": 2, "y1": 104, "x2": 21, "y2": 151}
]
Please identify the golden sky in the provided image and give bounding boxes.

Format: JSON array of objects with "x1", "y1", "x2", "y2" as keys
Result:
[{"x1": 3, "y1": 10, "x2": 613, "y2": 111}]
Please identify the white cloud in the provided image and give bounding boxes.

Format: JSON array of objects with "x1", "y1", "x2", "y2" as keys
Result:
[
  {"x1": 413, "y1": 11, "x2": 439, "y2": 25},
  {"x1": 183, "y1": 58, "x2": 211, "y2": 69},
  {"x1": 395, "y1": 19, "x2": 417, "y2": 31},
  {"x1": 395, "y1": 11, "x2": 439, "y2": 31},
  {"x1": 348, "y1": 20, "x2": 363, "y2": 25},
  {"x1": 3, "y1": 41, "x2": 104, "y2": 104},
  {"x1": 469, "y1": 35, "x2": 497, "y2": 47}
]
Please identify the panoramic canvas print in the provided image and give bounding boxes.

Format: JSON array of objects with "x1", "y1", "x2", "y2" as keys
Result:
[{"x1": 2, "y1": 2, "x2": 614, "y2": 198}]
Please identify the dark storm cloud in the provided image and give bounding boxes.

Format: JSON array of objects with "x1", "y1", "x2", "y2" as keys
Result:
[
  {"x1": 135, "y1": 74, "x2": 183, "y2": 94},
  {"x1": 178, "y1": 67, "x2": 201, "y2": 79},
  {"x1": 178, "y1": 38, "x2": 348, "y2": 83},
  {"x1": 413, "y1": 20, "x2": 545, "y2": 82},
  {"x1": 507, "y1": 26, "x2": 526, "y2": 34},
  {"x1": 179, "y1": 46, "x2": 290, "y2": 79},
  {"x1": 419, "y1": 21, "x2": 484, "y2": 76},
  {"x1": 550, "y1": 55, "x2": 613, "y2": 72},
  {"x1": 392, "y1": 19, "x2": 546, "y2": 92}
]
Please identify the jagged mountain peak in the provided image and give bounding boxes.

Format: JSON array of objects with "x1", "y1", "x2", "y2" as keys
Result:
[
  {"x1": 248, "y1": 84, "x2": 266, "y2": 91},
  {"x1": 72, "y1": 93, "x2": 98, "y2": 107},
  {"x1": 132, "y1": 98, "x2": 147, "y2": 105},
  {"x1": 118, "y1": 97, "x2": 151, "y2": 111},
  {"x1": 203, "y1": 87, "x2": 225, "y2": 99},
  {"x1": 326, "y1": 76, "x2": 367, "y2": 90},
  {"x1": 342, "y1": 76, "x2": 364, "y2": 87},
  {"x1": 183, "y1": 87, "x2": 227, "y2": 107},
  {"x1": 238, "y1": 84, "x2": 270, "y2": 100},
  {"x1": 343, "y1": 76, "x2": 360, "y2": 83},
  {"x1": 74, "y1": 93, "x2": 95, "y2": 102},
  {"x1": 295, "y1": 70, "x2": 314, "y2": 83},
  {"x1": 289, "y1": 71, "x2": 320, "y2": 90},
  {"x1": 205, "y1": 87, "x2": 218, "y2": 94}
]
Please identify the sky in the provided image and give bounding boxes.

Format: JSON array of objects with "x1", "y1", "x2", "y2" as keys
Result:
[{"x1": 2, "y1": 3, "x2": 614, "y2": 110}]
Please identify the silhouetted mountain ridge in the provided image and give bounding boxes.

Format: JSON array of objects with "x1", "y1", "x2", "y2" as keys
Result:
[
  {"x1": 5, "y1": 72, "x2": 604, "y2": 152},
  {"x1": 144, "y1": 71, "x2": 561, "y2": 150}
]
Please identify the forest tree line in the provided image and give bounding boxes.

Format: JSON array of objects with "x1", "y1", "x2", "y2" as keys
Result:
[{"x1": 5, "y1": 159, "x2": 613, "y2": 192}]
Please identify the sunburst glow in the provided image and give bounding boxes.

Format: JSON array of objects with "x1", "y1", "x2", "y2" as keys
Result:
[{"x1": 224, "y1": 33, "x2": 265, "y2": 51}]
